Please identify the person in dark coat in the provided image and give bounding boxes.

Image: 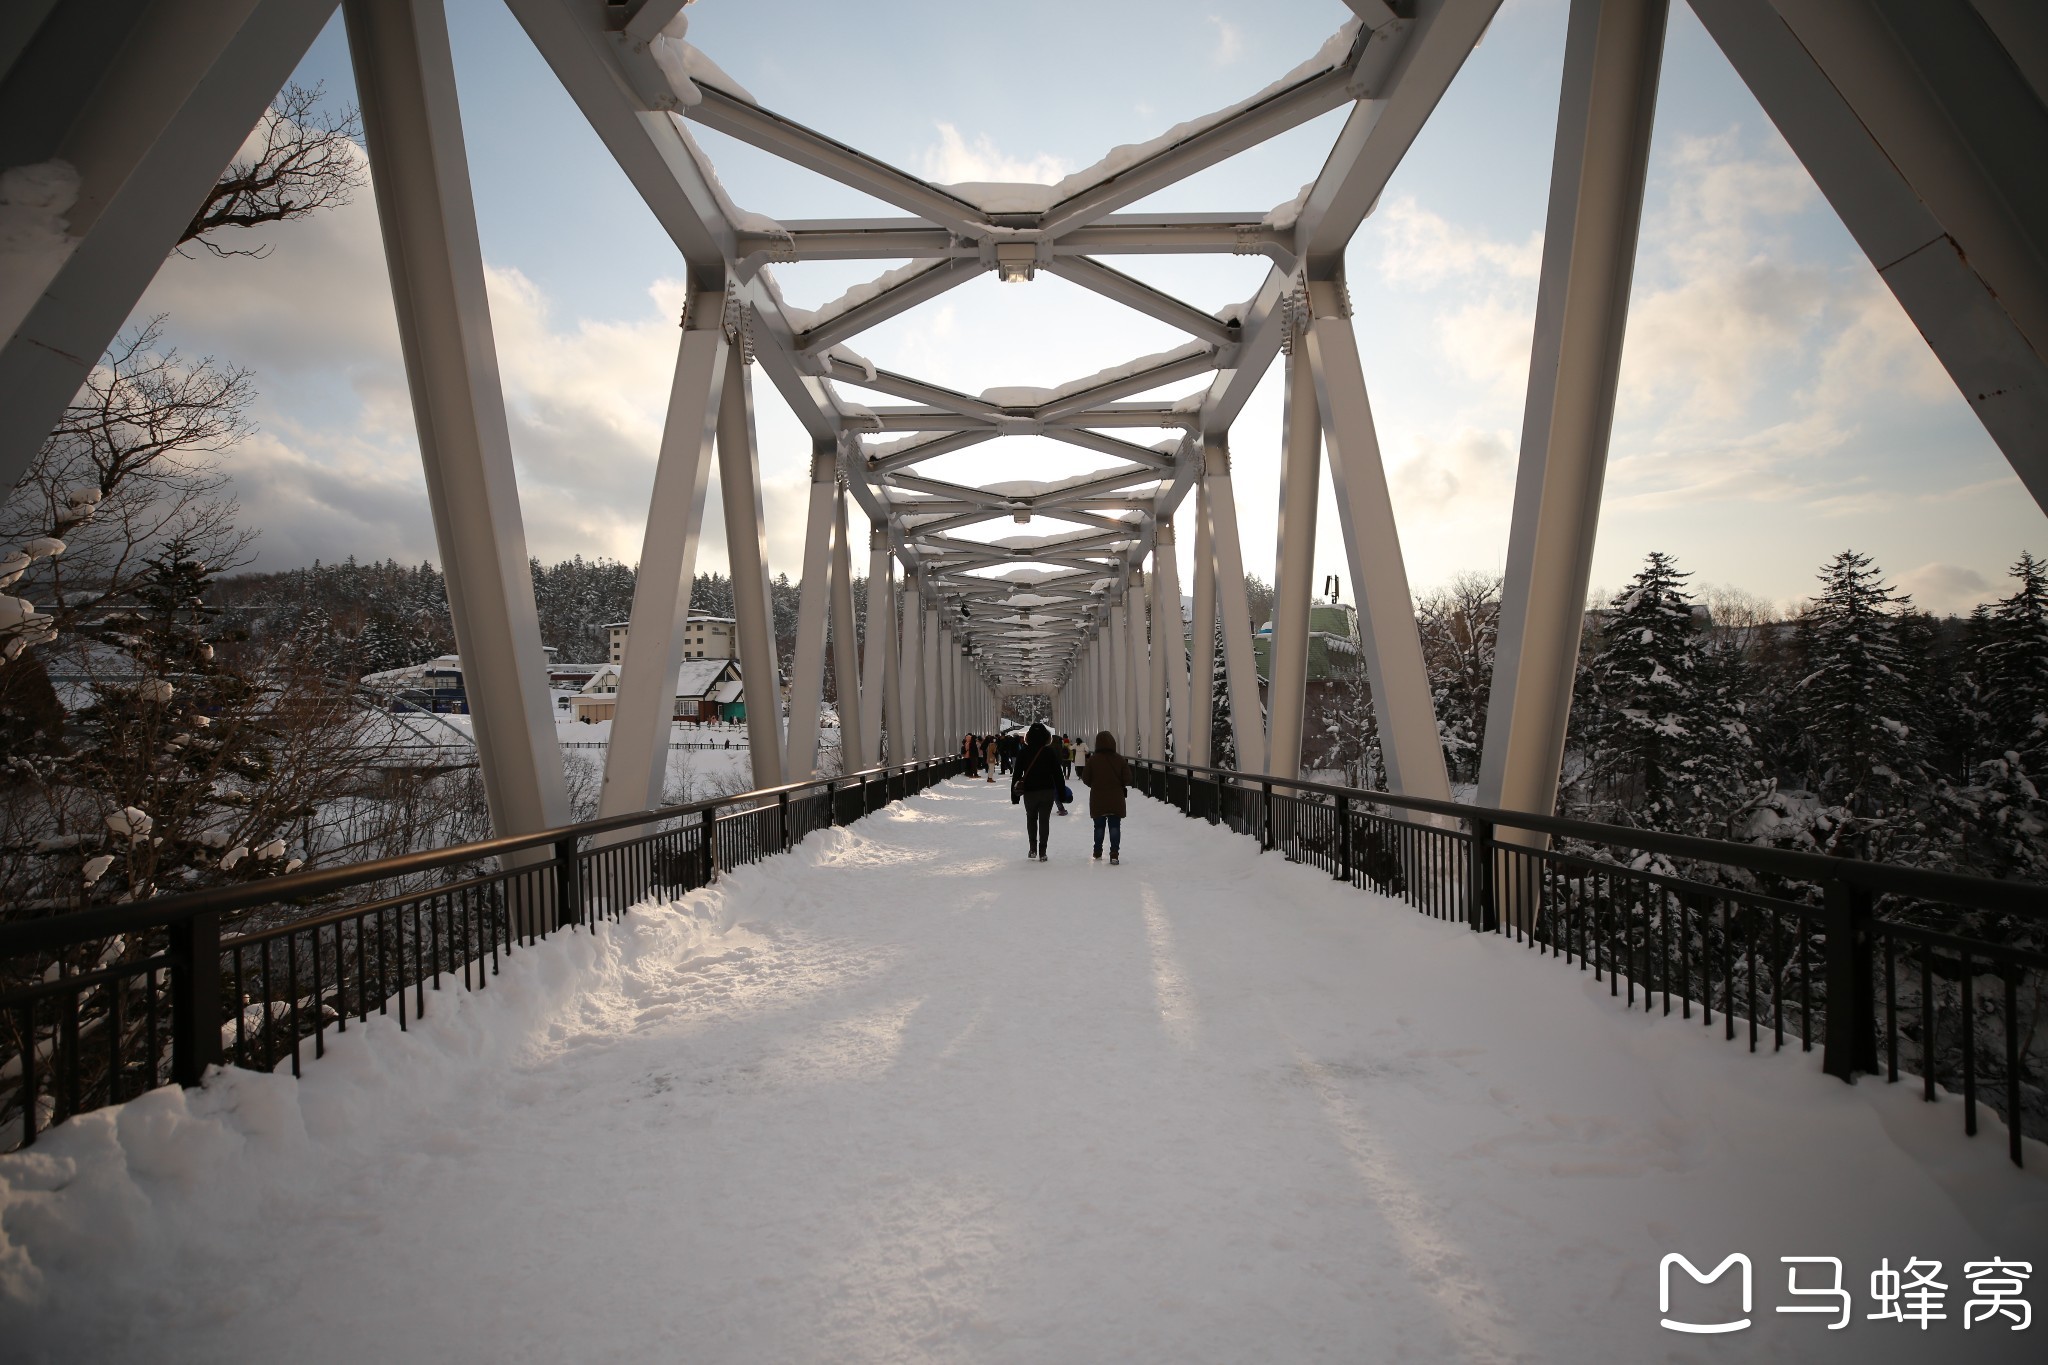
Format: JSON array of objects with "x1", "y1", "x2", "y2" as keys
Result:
[
  {"x1": 1012, "y1": 721, "x2": 1062, "y2": 861},
  {"x1": 1078, "y1": 729, "x2": 1129, "y2": 864}
]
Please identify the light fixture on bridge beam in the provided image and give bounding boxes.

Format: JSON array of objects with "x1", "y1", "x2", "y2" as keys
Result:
[{"x1": 994, "y1": 241, "x2": 1037, "y2": 284}]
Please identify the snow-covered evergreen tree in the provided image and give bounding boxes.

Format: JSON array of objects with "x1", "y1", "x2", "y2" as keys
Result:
[
  {"x1": 1571, "y1": 553, "x2": 1750, "y2": 832},
  {"x1": 1786, "y1": 551, "x2": 1926, "y2": 827},
  {"x1": 1207, "y1": 617, "x2": 1235, "y2": 769}
]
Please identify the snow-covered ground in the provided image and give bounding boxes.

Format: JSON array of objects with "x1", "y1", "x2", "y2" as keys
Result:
[{"x1": 2, "y1": 779, "x2": 2041, "y2": 1363}]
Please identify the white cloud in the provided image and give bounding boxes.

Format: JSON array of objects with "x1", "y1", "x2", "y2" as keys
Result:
[
  {"x1": 1207, "y1": 16, "x2": 1244, "y2": 67},
  {"x1": 1374, "y1": 196, "x2": 1541, "y2": 288},
  {"x1": 1392, "y1": 428, "x2": 1514, "y2": 513},
  {"x1": 128, "y1": 150, "x2": 819, "y2": 578},
  {"x1": 1896, "y1": 561, "x2": 1994, "y2": 617},
  {"x1": 918, "y1": 124, "x2": 1068, "y2": 186}
]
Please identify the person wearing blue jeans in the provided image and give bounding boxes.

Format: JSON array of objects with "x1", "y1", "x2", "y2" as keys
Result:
[{"x1": 1078, "y1": 729, "x2": 1129, "y2": 865}]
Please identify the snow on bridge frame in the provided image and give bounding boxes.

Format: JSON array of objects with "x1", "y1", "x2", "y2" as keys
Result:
[
  {"x1": 5, "y1": 0, "x2": 2045, "y2": 861},
  {"x1": 0, "y1": 755, "x2": 964, "y2": 1153},
  {"x1": 1134, "y1": 756, "x2": 2048, "y2": 1168}
]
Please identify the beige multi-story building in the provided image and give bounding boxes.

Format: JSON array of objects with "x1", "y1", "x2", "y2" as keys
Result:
[{"x1": 605, "y1": 617, "x2": 737, "y2": 665}]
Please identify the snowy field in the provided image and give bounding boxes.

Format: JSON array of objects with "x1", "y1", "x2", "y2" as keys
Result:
[{"x1": 2, "y1": 779, "x2": 2042, "y2": 1363}]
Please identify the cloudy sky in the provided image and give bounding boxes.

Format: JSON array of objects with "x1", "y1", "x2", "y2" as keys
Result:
[{"x1": 128, "y1": 0, "x2": 2044, "y2": 618}]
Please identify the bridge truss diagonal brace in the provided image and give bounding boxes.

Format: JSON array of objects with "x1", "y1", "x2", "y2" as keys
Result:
[
  {"x1": 1188, "y1": 489, "x2": 1220, "y2": 768},
  {"x1": 347, "y1": 0, "x2": 570, "y2": 846},
  {"x1": 1688, "y1": 0, "x2": 2048, "y2": 513},
  {"x1": 861, "y1": 526, "x2": 893, "y2": 768},
  {"x1": 719, "y1": 355, "x2": 789, "y2": 790},
  {"x1": 1200, "y1": 440, "x2": 1269, "y2": 775},
  {"x1": 1303, "y1": 294, "x2": 1451, "y2": 801},
  {"x1": 599, "y1": 302, "x2": 730, "y2": 819},
  {"x1": 1479, "y1": 0, "x2": 1668, "y2": 824},
  {"x1": 784, "y1": 446, "x2": 839, "y2": 781},
  {"x1": 0, "y1": 0, "x2": 338, "y2": 499},
  {"x1": 1266, "y1": 346, "x2": 1323, "y2": 783}
]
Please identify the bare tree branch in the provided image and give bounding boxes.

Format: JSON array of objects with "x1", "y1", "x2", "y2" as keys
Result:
[{"x1": 179, "y1": 82, "x2": 367, "y2": 258}]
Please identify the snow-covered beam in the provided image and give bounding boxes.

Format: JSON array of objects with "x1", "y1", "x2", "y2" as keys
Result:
[
  {"x1": 686, "y1": 87, "x2": 991, "y2": 238},
  {"x1": 863, "y1": 428, "x2": 999, "y2": 474},
  {"x1": 1041, "y1": 427, "x2": 1179, "y2": 470},
  {"x1": 1297, "y1": 0, "x2": 1505, "y2": 265},
  {"x1": 1044, "y1": 258, "x2": 1241, "y2": 346},
  {"x1": 1037, "y1": 35, "x2": 1370, "y2": 237},
  {"x1": 1037, "y1": 346, "x2": 1223, "y2": 422},
  {"x1": 794, "y1": 258, "x2": 987, "y2": 354}
]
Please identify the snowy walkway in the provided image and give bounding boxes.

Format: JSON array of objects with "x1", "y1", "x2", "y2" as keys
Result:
[{"x1": 4, "y1": 778, "x2": 2043, "y2": 1363}]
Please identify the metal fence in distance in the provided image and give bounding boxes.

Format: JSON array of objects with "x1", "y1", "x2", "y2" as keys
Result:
[
  {"x1": 1133, "y1": 759, "x2": 2047, "y2": 1168},
  {"x1": 0, "y1": 758, "x2": 961, "y2": 1151}
]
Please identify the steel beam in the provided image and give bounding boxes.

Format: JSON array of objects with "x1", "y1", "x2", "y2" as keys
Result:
[
  {"x1": 1044, "y1": 257, "x2": 1240, "y2": 347},
  {"x1": 1202, "y1": 438, "x2": 1267, "y2": 773},
  {"x1": 784, "y1": 445, "x2": 837, "y2": 780},
  {"x1": 796, "y1": 257, "x2": 986, "y2": 354},
  {"x1": 862, "y1": 525, "x2": 892, "y2": 766},
  {"x1": 718, "y1": 355, "x2": 788, "y2": 789},
  {"x1": 1266, "y1": 346, "x2": 1322, "y2": 782},
  {"x1": 687, "y1": 88, "x2": 991, "y2": 237},
  {"x1": 0, "y1": 0, "x2": 337, "y2": 497},
  {"x1": 599, "y1": 300, "x2": 728, "y2": 817},
  {"x1": 1480, "y1": 0, "x2": 1667, "y2": 827},
  {"x1": 1189, "y1": 489, "x2": 1218, "y2": 767},
  {"x1": 829, "y1": 482, "x2": 866, "y2": 772},
  {"x1": 347, "y1": 0, "x2": 569, "y2": 850},
  {"x1": 1304, "y1": 283, "x2": 1452, "y2": 799},
  {"x1": 1690, "y1": 0, "x2": 2048, "y2": 510}
]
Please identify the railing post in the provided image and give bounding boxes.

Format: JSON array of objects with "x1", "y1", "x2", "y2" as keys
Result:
[
  {"x1": 860, "y1": 772, "x2": 870, "y2": 816},
  {"x1": 1469, "y1": 817, "x2": 1496, "y2": 933},
  {"x1": 554, "y1": 836, "x2": 581, "y2": 928},
  {"x1": 168, "y1": 910, "x2": 222, "y2": 1087},
  {"x1": 778, "y1": 790, "x2": 791, "y2": 851},
  {"x1": 699, "y1": 805, "x2": 718, "y2": 887},
  {"x1": 1822, "y1": 878, "x2": 1879, "y2": 1081},
  {"x1": 1261, "y1": 781, "x2": 1274, "y2": 853},
  {"x1": 1335, "y1": 794, "x2": 1352, "y2": 883},
  {"x1": 823, "y1": 779, "x2": 836, "y2": 828}
]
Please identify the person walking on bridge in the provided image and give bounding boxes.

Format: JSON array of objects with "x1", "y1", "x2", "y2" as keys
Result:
[
  {"x1": 1079, "y1": 730, "x2": 1129, "y2": 865},
  {"x1": 1012, "y1": 722, "x2": 1061, "y2": 861}
]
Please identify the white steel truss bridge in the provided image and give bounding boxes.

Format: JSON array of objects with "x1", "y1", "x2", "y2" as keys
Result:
[{"x1": 2, "y1": 0, "x2": 2046, "y2": 853}]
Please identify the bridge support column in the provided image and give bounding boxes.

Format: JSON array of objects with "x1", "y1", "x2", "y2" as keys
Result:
[
  {"x1": 1303, "y1": 277, "x2": 1452, "y2": 801},
  {"x1": 897, "y1": 577, "x2": 923, "y2": 761},
  {"x1": 1153, "y1": 520, "x2": 1191, "y2": 764},
  {"x1": 829, "y1": 482, "x2": 866, "y2": 773},
  {"x1": 599, "y1": 295, "x2": 728, "y2": 817},
  {"x1": 1202, "y1": 437, "x2": 1266, "y2": 773},
  {"x1": 1189, "y1": 489, "x2": 1218, "y2": 769},
  {"x1": 873, "y1": 542, "x2": 904, "y2": 765},
  {"x1": 1480, "y1": 0, "x2": 1666, "y2": 844},
  {"x1": 718, "y1": 353, "x2": 786, "y2": 791},
  {"x1": 1146, "y1": 550, "x2": 1170, "y2": 762},
  {"x1": 861, "y1": 527, "x2": 889, "y2": 767},
  {"x1": 1129, "y1": 569, "x2": 1151, "y2": 758},
  {"x1": 924, "y1": 602, "x2": 941, "y2": 757},
  {"x1": 347, "y1": 0, "x2": 569, "y2": 856},
  {"x1": 784, "y1": 444, "x2": 837, "y2": 781},
  {"x1": 1266, "y1": 345, "x2": 1321, "y2": 782}
]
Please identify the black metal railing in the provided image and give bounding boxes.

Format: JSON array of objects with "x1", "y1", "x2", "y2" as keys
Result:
[
  {"x1": 0, "y1": 757, "x2": 961, "y2": 1151},
  {"x1": 1134, "y1": 759, "x2": 2048, "y2": 1167}
]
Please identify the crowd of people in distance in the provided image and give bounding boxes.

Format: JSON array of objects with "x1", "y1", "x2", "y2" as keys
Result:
[{"x1": 960, "y1": 724, "x2": 1128, "y2": 865}]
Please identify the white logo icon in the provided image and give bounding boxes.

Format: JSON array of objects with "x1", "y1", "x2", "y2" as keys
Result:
[{"x1": 1661, "y1": 1253, "x2": 1753, "y2": 1335}]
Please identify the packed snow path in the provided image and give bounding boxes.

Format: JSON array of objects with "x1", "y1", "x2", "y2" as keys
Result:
[{"x1": 4, "y1": 779, "x2": 2043, "y2": 1363}]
